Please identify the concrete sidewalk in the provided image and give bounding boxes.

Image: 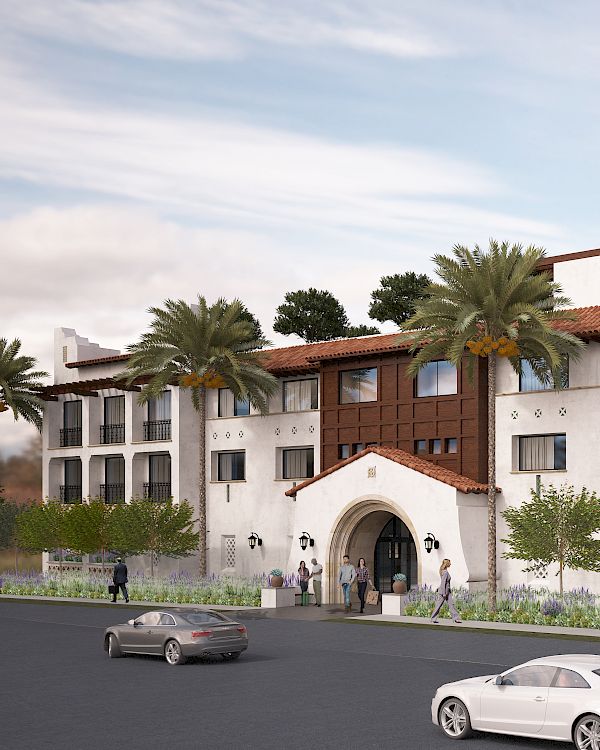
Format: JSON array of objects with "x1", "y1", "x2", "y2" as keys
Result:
[
  {"x1": 0, "y1": 593, "x2": 256, "y2": 611},
  {"x1": 347, "y1": 612, "x2": 600, "y2": 640}
]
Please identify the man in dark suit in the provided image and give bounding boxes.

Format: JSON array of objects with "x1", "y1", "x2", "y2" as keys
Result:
[{"x1": 112, "y1": 557, "x2": 129, "y2": 603}]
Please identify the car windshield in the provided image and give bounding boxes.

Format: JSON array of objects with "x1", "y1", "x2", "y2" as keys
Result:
[{"x1": 180, "y1": 612, "x2": 229, "y2": 625}]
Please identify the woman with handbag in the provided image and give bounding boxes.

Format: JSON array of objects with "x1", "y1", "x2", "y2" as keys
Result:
[
  {"x1": 356, "y1": 557, "x2": 373, "y2": 613},
  {"x1": 430, "y1": 558, "x2": 462, "y2": 624},
  {"x1": 298, "y1": 561, "x2": 310, "y2": 605}
]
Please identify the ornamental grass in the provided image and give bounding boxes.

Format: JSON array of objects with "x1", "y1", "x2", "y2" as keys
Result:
[{"x1": 405, "y1": 584, "x2": 600, "y2": 628}]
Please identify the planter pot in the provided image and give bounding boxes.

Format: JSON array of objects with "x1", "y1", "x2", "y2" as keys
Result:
[
  {"x1": 270, "y1": 575, "x2": 284, "y2": 588},
  {"x1": 392, "y1": 580, "x2": 407, "y2": 594}
]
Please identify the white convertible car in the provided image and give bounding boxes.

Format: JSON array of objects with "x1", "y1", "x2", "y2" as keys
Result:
[{"x1": 432, "y1": 654, "x2": 600, "y2": 748}]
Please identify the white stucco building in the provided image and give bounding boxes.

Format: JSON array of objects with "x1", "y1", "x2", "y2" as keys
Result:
[{"x1": 40, "y1": 248, "x2": 600, "y2": 599}]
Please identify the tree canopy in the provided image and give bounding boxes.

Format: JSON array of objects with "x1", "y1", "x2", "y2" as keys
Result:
[
  {"x1": 502, "y1": 484, "x2": 600, "y2": 595},
  {"x1": 0, "y1": 338, "x2": 48, "y2": 432},
  {"x1": 369, "y1": 272, "x2": 432, "y2": 326}
]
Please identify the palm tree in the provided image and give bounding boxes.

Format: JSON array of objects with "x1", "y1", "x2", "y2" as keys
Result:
[
  {"x1": 402, "y1": 240, "x2": 585, "y2": 612},
  {"x1": 120, "y1": 297, "x2": 278, "y2": 576},
  {"x1": 0, "y1": 338, "x2": 48, "y2": 431}
]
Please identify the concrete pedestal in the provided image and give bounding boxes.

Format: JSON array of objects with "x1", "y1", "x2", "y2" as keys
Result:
[
  {"x1": 381, "y1": 593, "x2": 408, "y2": 616},
  {"x1": 261, "y1": 587, "x2": 296, "y2": 608}
]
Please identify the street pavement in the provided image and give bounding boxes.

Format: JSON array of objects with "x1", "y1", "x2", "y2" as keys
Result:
[{"x1": 1, "y1": 599, "x2": 597, "y2": 750}]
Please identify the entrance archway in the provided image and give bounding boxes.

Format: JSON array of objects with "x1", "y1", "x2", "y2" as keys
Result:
[{"x1": 327, "y1": 496, "x2": 420, "y2": 603}]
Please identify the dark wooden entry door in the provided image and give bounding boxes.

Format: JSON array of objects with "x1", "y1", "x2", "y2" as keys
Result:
[{"x1": 374, "y1": 517, "x2": 417, "y2": 593}]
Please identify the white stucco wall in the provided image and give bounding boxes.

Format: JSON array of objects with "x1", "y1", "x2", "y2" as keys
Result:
[{"x1": 553, "y1": 255, "x2": 600, "y2": 308}]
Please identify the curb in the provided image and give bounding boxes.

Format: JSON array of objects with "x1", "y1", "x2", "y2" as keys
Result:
[{"x1": 0, "y1": 593, "x2": 260, "y2": 612}]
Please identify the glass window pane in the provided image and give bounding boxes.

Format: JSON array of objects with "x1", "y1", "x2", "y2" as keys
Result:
[
  {"x1": 502, "y1": 665, "x2": 557, "y2": 687},
  {"x1": 104, "y1": 396, "x2": 125, "y2": 425},
  {"x1": 416, "y1": 362, "x2": 437, "y2": 397},
  {"x1": 283, "y1": 448, "x2": 314, "y2": 479},
  {"x1": 234, "y1": 396, "x2": 250, "y2": 416},
  {"x1": 431, "y1": 439, "x2": 442, "y2": 454},
  {"x1": 445, "y1": 438, "x2": 458, "y2": 454},
  {"x1": 64, "y1": 458, "x2": 82, "y2": 485},
  {"x1": 519, "y1": 360, "x2": 546, "y2": 392},
  {"x1": 218, "y1": 452, "x2": 245, "y2": 481},
  {"x1": 437, "y1": 361, "x2": 458, "y2": 395},
  {"x1": 415, "y1": 440, "x2": 427, "y2": 454},
  {"x1": 310, "y1": 378, "x2": 318, "y2": 409},
  {"x1": 359, "y1": 368, "x2": 378, "y2": 402},
  {"x1": 63, "y1": 401, "x2": 82, "y2": 428},
  {"x1": 339, "y1": 444, "x2": 350, "y2": 460},
  {"x1": 339, "y1": 371, "x2": 361, "y2": 403},
  {"x1": 218, "y1": 389, "x2": 234, "y2": 417},
  {"x1": 352, "y1": 443, "x2": 365, "y2": 455},
  {"x1": 149, "y1": 391, "x2": 171, "y2": 421},
  {"x1": 554, "y1": 434, "x2": 566, "y2": 470},
  {"x1": 105, "y1": 456, "x2": 125, "y2": 484},
  {"x1": 553, "y1": 668, "x2": 590, "y2": 688},
  {"x1": 149, "y1": 454, "x2": 171, "y2": 483}
]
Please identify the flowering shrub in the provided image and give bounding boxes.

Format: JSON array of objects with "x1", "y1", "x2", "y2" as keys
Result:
[
  {"x1": 404, "y1": 584, "x2": 600, "y2": 628},
  {"x1": 393, "y1": 573, "x2": 407, "y2": 582},
  {"x1": 0, "y1": 571, "x2": 268, "y2": 607}
]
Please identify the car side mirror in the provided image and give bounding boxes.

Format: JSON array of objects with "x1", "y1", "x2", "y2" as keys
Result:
[
  {"x1": 127, "y1": 619, "x2": 135, "y2": 626},
  {"x1": 495, "y1": 676, "x2": 503, "y2": 686}
]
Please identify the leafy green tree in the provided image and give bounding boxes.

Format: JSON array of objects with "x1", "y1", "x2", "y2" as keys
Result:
[
  {"x1": 113, "y1": 499, "x2": 200, "y2": 577},
  {"x1": 63, "y1": 500, "x2": 119, "y2": 572},
  {"x1": 502, "y1": 484, "x2": 600, "y2": 595},
  {"x1": 16, "y1": 501, "x2": 69, "y2": 574},
  {"x1": 274, "y1": 288, "x2": 350, "y2": 342},
  {"x1": 239, "y1": 305, "x2": 264, "y2": 344},
  {"x1": 344, "y1": 324, "x2": 380, "y2": 337},
  {"x1": 369, "y1": 272, "x2": 432, "y2": 326},
  {"x1": 0, "y1": 499, "x2": 24, "y2": 572},
  {"x1": 119, "y1": 297, "x2": 277, "y2": 575},
  {"x1": 402, "y1": 240, "x2": 585, "y2": 611},
  {"x1": 0, "y1": 338, "x2": 48, "y2": 431}
]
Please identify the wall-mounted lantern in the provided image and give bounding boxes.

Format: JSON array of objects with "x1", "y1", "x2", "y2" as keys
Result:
[
  {"x1": 424, "y1": 532, "x2": 440, "y2": 554},
  {"x1": 248, "y1": 532, "x2": 262, "y2": 550},
  {"x1": 299, "y1": 532, "x2": 314, "y2": 551}
]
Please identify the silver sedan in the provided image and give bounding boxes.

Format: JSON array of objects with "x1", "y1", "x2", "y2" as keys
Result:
[{"x1": 104, "y1": 608, "x2": 248, "y2": 665}]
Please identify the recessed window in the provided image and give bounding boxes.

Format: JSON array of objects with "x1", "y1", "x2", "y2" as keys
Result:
[
  {"x1": 339, "y1": 368, "x2": 377, "y2": 404},
  {"x1": 518, "y1": 434, "x2": 566, "y2": 471},
  {"x1": 445, "y1": 438, "x2": 458, "y2": 454},
  {"x1": 218, "y1": 389, "x2": 250, "y2": 417},
  {"x1": 282, "y1": 448, "x2": 314, "y2": 479},
  {"x1": 218, "y1": 451, "x2": 245, "y2": 481},
  {"x1": 519, "y1": 358, "x2": 569, "y2": 392},
  {"x1": 415, "y1": 440, "x2": 427, "y2": 454},
  {"x1": 283, "y1": 379, "x2": 318, "y2": 412},
  {"x1": 431, "y1": 439, "x2": 442, "y2": 454},
  {"x1": 339, "y1": 444, "x2": 350, "y2": 460},
  {"x1": 352, "y1": 442, "x2": 365, "y2": 454},
  {"x1": 416, "y1": 361, "x2": 457, "y2": 397}
]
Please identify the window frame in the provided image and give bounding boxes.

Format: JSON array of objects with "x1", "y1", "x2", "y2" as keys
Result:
[
  {"x1": 282, "y1": 378, "x2": 318, "y2": 413},
  {"x1": 338, "y1": 367, "x2": 378, "y2": 405},
  {"x1": 282, "y1": 447, "x2": 315, "y2": 480},
  {"x1": 216, "y1": 450, "x2": 246, "y2": 482},
  {"x1": 517, "y1": 433, "x2": 566, "y2": 471},
  {"x1": 415, "y1": 360, "x2": 458, "y2": 398},
  {"x1": 519, "y1": 357, "x2": 569, "y2": 393},
  {"x1": 218, "y1": 388, "x2": 250, "y2": 418}
]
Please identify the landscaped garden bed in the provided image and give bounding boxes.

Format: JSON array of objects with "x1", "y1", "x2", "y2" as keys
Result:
[
  {"x1": 0, "y1": 571, "x2": 267, "y2": 607},
  {"x1": 404, "y1": 584, "x2": 600, "y2": 628}
]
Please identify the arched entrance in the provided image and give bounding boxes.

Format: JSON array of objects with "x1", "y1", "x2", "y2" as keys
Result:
[
  {"x1": 327, "y1": 496, "x2": 420, "y2": 603},
  {"x1": 374, "y1": 516, "x2": 417, "y2": 593}
]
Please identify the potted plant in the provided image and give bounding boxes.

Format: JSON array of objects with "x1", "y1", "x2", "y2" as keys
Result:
[
  {"x1": 392, "y1": 573, "x2": 408, "y2": 594},
  {"x1": 270, "y1": 568, "x2": 284, "y2": 588}
]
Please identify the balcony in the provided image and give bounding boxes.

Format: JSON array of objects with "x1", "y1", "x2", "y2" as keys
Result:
[
  {"x1": 60, "y1": 485, "x2": 82, "y2": 503},
  {"x1": 100, "y1": 424, "x2": 125, "y2": 444},
  {"x1": 143, "y1": 420, "x2": 171, "y2": 441},
  {"x1": 99, "y1": 483, "x2": 125, "y2": 504},
  {"x1": 143, "y1": 482, "x2": 171, "y2": 501},
  {"x1": 59, "y1": 428, "x2": 82, "y2": 447}
]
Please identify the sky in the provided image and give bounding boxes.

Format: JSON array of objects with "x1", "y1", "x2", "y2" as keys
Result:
[{"x1": 2, "y1": 0, "x2": 600, "y2": 455}]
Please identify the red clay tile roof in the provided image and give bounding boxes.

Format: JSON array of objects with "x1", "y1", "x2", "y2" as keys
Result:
[
  {"x1": 64, "y1": 305, "x2": 600, "y2": 373},
  {"x1": 285, "y1": 446, "x2": 498, "y2": 496},
  {"x1": 537, "y1": 247, "x2": 600, "y2": 268}
]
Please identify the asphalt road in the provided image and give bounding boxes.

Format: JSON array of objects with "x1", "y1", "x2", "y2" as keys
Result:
[{"x1": 1, "y1": 600, "x2": 598, "y2": 750}]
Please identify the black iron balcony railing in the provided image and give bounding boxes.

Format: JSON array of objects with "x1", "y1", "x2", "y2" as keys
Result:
[
  {"x1": 143, "y1": 420, "x2": 171, "y2": 441},
  {"x1": 99, "y1": 483, "x2": 125, "y2": 504},
  {"x1": 100, "y1": 424, "x2": 125, "y2": 444},
  {"x1": 59, "y1": 428, "x2": 82, "y2": 447},
  {"x1": 143, "y1": 482, "x2": 171, "y2": 501},
  {"x1": 60, "y1": 485, "x2": 82, "y2": 503}
]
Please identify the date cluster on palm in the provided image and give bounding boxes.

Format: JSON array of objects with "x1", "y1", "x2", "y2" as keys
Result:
[{"x1": 466, "y1": 336, "x2": 520, "y2": 358}]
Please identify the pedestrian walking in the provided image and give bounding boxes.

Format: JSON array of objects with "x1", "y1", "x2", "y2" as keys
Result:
[
  {"x1": 310, "y1": 557, "x2": 323, "y2": 607},
  {"x1": 356, "y1": 557, "x2": 373, "y2": 613},
  {"x1": 298, "y1": 560, "x2": 310, "y2": 606},
  {"x1": 112, "y1": 557, "x2": 129, "y2": 603},
  {"x1": 338, "y1": 554, "x2": 356, "y2": 612},
  {"x1": 430, "y1": 559, "x2": 461, "y2": 623}
]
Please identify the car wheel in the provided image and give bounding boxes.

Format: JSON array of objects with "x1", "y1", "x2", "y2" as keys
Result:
[
  {"x1": 107, "y1": 634, "x2": 122, "y2": 658},
  {"x1": 574, "y1": 714, "x2": 600, "y2": 750},
  {"x1": 438, "y1": 697, "x2": 472, "y2": 740},
  {"x1": 221, "y1": 651, "x2": 242, "y2": 661},
  {"x1": 164, "y1": 639, "x2": 187, "y2": 666}
]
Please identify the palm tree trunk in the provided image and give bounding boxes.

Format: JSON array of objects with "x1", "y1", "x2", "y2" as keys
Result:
[
  {"x1": 487, "y1": 352, "x2": 497, "y2": 613},
  {"x1": 198, "y1": 385, "x2": 207, "y2": 577}
]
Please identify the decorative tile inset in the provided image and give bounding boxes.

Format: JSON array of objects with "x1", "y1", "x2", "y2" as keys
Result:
[
  {"x1": 534, "y1": 409, "x2": 542, "y2": 418},
  {"x1": 559, "y1": 407, "x2": 567, "y2": 416},
  {"x1": 225, "y1": 431, "x2": 231, "y2": 439},
  {"x1": 274, "y1": 427, "x2": 280, "y2": 436},
  {"x1": 308, "y1": 425, "x2": 315, "y2": 434},
  {"x1": 238, "y1": 430, "x2": 244, "y2": 438},
  {"x1": 291, "y1": 426, "x2": 297, "y2": 434},
  {"x1": 511, "y1": 410, "x2": 518, "y2": 420},
  {"x1": 212, "y1": 432, "x2": 218, "y2": 439}
]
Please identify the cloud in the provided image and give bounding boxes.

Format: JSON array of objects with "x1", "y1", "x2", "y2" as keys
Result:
[{"x1": 0, "y1": 0, "x2": 452, "y2": 62}]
